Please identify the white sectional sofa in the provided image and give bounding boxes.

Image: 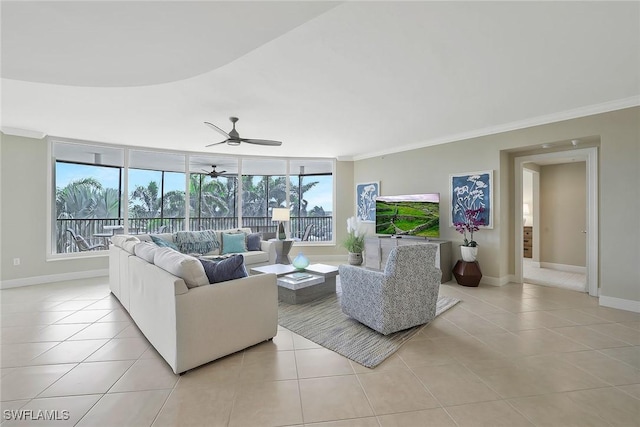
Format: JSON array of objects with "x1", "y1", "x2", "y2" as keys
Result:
[{"x1": 109, "y1": 229, "x2": 278, "y2": 374}]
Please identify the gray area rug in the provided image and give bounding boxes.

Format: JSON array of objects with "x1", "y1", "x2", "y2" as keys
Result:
[{"x1": 278, "y1": 294, "x2": 460, "y2": 368}]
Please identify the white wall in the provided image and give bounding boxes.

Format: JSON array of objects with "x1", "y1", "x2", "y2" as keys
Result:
[
  {"x1": 1, "y1": 134, "x2": 108, "y2": 286},
  {"x1": 540, "y1": 162, "x2": 586, "y2": 267}
]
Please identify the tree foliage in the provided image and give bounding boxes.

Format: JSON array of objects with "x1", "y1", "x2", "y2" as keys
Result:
[{"x1": 56, "y1": 178, "x2": 119, "y2": 219}]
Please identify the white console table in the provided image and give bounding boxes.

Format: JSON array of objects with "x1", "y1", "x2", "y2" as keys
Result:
[{"x1": 364, "y1": 236, "x2": 452, "y2": 283}]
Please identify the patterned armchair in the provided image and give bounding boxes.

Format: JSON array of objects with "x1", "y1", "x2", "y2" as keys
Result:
[{"x1": 338, "y1": 244, "x2": 441, "y2": 335}]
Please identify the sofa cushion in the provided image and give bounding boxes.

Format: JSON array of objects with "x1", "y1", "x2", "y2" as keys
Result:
[
  {"x1": 151, "y1": 235, "x2": 180, "y2": 251},
  {"x1": 153, "y1": 247, "x2": 209, "y2": 289},
  {"x1": 240, "y1": 250, "x2": 269, "y2": 265},
  {"x1": 246, "y1": 233, "x2": 262, "y2": 251},
  {"x1": 221, "y1": 232, "x2": 247, "y2": 254},
  {"x1": 122, "y1": 240, "x2": 139, "y2": 254},
  {"x1": 134, "y1": 242, "x2": 157, "y2": 263},
  {"x1": 111, "y1": 235, "x2": 140, "y2": 249},
  {"x1": 199, "y1": 255, "x2": 248, "y2": 284},
  {"x1": 174, "y1": 230, "x2": 219, "y2": 255}
]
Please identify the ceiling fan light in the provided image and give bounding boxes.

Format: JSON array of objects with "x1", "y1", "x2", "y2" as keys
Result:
[{"x1": 227, "y1": 140, "x2": 241, "y2": 146}]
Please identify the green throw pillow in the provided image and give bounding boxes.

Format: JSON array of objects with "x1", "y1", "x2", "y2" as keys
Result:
[
  {"x1": 150, "y1": 235, "x2": 179, "y2": 251},
  {"x1": 221, "y1": 233, "x2": 247, "y2": 254}
]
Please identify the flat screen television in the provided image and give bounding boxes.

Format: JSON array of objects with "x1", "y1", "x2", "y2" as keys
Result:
[{"x1": 375, "y1": 193, "x2": 440, "y2": 238}]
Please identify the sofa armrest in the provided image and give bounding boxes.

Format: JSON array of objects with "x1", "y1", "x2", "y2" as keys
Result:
[
  {"x1": 261, "y1": 239, "x2": 277, "y2": 264},
  {"x1": 174, "y1": 273, "x2": 278, "y2": 373}
]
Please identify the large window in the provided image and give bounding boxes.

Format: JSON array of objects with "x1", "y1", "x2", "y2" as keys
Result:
[
  {"x1": 53, "y1": 142, "x2": 124, "y2": 254},
  {"x1": 51, "y1": 140, "x2": 335, "y2": 256},
  {"x1": 128, "y1": 150, "x2": 186, "y2": 233},
  {"x1": 190, "y1": 174, "x2": 237, "y2": 230},
  {"x1": 290, "y1": 160, "x2": 333, "y2": 241},
  {"x1": 241, "y1": 159, "x2": 287, "y2": 234}
]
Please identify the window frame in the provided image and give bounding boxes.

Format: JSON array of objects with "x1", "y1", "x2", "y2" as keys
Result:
[{"x1": 47, "y1": 137, "x2": 336, "y2": 259}]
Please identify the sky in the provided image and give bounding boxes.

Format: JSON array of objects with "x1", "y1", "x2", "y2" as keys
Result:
[{"x1": 56, "y1": 163, "x2": 333, "y2": 211}]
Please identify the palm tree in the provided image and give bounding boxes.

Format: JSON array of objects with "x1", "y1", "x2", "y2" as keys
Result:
[
  {"x1": 291, "y1": 179, "x2": 319, "y2": 217},
  {"x1": 162, "y1": 190, "x2": 186, "y2": 218},
  {"x1": 242, "y1": 175, "x2": 268, "y2": 217},
  {"x1": 200, "y1": 176, "x2": 235, "y2": 217},
  {"x1": 129, "y1": 181, "x2": 161, "y2": 218},
  {"x1": 56, "y1": 178, "x2": 119, "y2": 219},
  {"x1": 56, "y1": 178, "x2": 120, "y2": 252}
]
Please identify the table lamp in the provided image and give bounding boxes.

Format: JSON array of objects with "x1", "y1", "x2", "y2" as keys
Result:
[{"x1": 272, "y1": 208, "x2": 290, "y2": 240}]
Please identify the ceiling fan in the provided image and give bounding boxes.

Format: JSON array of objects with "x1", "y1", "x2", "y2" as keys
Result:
[
  {"x1": 204, "y1": 117, "x2": 282, "y2": 147},
  {"x1": 202, "y1": 165, "x2": 227, "y2": 178}
]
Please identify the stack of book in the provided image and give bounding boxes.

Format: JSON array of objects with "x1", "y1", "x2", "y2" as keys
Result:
[{"x1": 286, "y1": 272, "x2": 312, "y2": 281}]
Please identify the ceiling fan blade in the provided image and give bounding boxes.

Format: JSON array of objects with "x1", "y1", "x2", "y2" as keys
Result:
[
  {"x1": 204, "y1": 122, "x2": 230, "y2": 138},
  {"x1": 205, "y1": 139, "x2": 228, "y2": 147},
  {"x1": 241, "y1": 138, "x2": 282, "y2": 146}
]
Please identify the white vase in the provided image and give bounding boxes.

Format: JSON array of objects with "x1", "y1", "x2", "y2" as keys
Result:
[
  {"x1": 460, "y1": 246, "x2": 478, "y2": 262},
  {"x1": 348, "y1": 252, "x2": 363, "y2": 265}
]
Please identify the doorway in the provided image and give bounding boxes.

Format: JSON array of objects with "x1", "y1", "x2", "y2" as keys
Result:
[
  {"x1": 522, "y1": 165, "x2": 587, "y2": 292},
  {"x1": 514, "y1": 146, "x2": 598, "y2": 297}
]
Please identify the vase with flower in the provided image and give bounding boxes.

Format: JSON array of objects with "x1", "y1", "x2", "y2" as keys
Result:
[{"x1": 454, "y1": 207, "x2": 485, "y2": 262}]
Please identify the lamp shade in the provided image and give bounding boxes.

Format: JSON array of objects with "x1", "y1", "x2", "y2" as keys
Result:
[{"x1": 271, "y1": 208, "x2": 290, "y2": 221}]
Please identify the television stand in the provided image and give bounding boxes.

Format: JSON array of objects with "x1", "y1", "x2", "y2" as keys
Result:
[{"x1": 363, "y1": 236, "x2": 452, "y2": 283}]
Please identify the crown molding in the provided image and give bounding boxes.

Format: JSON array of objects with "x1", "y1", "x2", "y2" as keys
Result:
[
  {"x1": 1, "y1": 127, "x2": 47, "y2": 139},
  {"x1": 351, "y1": 96, "x2": 640, "y2": 161}
]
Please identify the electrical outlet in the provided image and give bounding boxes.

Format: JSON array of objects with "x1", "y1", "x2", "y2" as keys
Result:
[{"x1": 13, "y1": 258, "x2": 20, "y2": 266}]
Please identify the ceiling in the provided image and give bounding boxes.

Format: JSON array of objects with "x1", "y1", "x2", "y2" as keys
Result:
[{"x1": 2, "y1": 1, "x2": 638, "y2": 160}]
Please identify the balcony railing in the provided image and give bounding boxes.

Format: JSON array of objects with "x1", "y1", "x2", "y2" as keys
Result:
[{"x1": 56, "y1": 216, "x2": 333, "y2": 253}]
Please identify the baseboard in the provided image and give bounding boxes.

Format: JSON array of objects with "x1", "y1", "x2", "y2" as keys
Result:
[
  {"x1": 599, "y1": 295, "x2": 640, "y2": 313},
  {"x1": 0, "y1": 269, "x2": 108, "y2": 289},
  {"x1": 479, "y1": 275, "x2": 511, "y2": 287},
  {"x1": 539, "y1": 262, "x2": 586, "y2": 274}
]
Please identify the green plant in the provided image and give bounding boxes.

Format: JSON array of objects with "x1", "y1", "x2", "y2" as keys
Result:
[{"x1": 343, "y1": 216, "x2": 366, "y2": 253}]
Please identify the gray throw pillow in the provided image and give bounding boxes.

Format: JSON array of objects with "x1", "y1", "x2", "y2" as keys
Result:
[
  {"x1": 246, "y1": 233, "x2": 261, "y2": 251},
  {"x1": 199, "y1": 255, "x2": 247, "y2": 284}
]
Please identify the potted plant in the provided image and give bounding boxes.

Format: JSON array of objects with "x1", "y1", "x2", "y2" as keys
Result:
[
  {"x1": 343, "y1": 216, "x2": 366, "y2": 265},
  {"x1": 454, "y1": 207, "x2": 484, "y2": 262}
]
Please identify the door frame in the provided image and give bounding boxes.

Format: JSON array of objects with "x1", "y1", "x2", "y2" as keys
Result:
[{"x1": 514, "y1": 147, "x2": 598, "y2": 296}]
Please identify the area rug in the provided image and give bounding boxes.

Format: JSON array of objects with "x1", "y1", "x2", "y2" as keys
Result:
[{"x1": 278, "y1": 294, "x2": 460, "y2": 368}]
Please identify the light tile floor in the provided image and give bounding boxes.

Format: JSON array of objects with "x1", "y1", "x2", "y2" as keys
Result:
[
  {"x1": 1, "y1": 276, "x2": 639, "y2": 426},
  {"x1": 523, "y1": 258, "x2": 587, "y2": 292}
]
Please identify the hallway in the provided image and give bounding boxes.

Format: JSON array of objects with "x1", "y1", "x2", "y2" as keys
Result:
[{"x1": 523, "y1": 258, "x2": 587, "y2": 292}]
